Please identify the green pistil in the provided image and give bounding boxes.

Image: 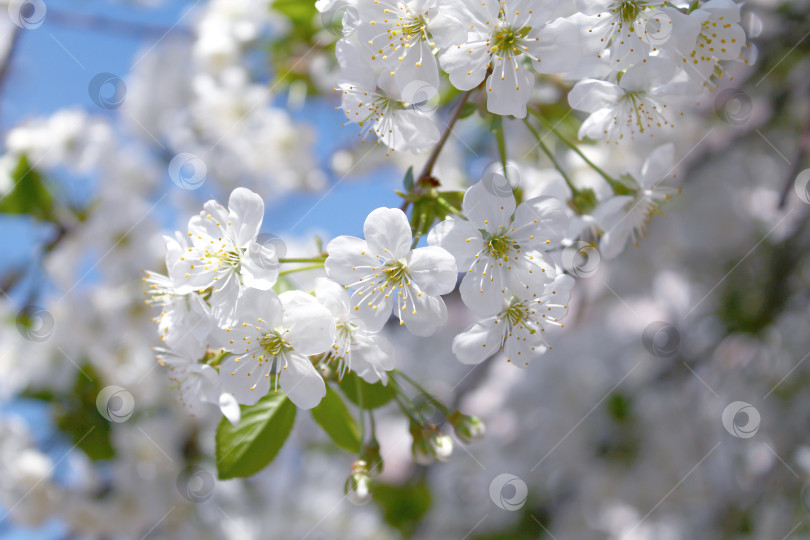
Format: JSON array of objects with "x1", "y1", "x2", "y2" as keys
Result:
[
  {"x1": 501, "y1": 300, "x2": 536, "y2": 334},
  {"x1": 617, "y1": 0, "x2": 647, "y2": 23},
  {"x1": 261, "y1": 331, "x2": 292, "y2": 357},
  {"x1": 399, "y1": 15, "x2": 427, "y2": 40},
  {"x1": 492, "y1": 26, "x2": 527, "y2": 56},
  {"x1": 382, "y1": 260, "x2": 409, "y2": 287},
  {"x1": 485, "y1": 233, "x2": 514, "y2": 262}
]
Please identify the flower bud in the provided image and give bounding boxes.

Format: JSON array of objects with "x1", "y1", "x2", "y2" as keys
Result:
[
  {"x1": 429, "y1": 432, "x2": 454, "y2": 462},
  {"x1": 449, "y1": 411, "x2": 486, "y2": 444},
  {"x1": 344, "y1": 460, "x2": 372, "y2": 505},
  {"x1": 411, "y1": 436, "x2": 435, "y2": 466},
  {"x1": 361, "y1": 440, "x2": 384, "y2": 477}
]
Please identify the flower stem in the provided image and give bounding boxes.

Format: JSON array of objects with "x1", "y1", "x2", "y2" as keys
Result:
[
  {"x1": 523, "y1": 118, "x2": 580, "y2": 196},
  {"x1": 278, "y1": 257, "x2": 326, "y2": 264},
  {"x1": 436, "y1": 197, "x2": 464, "y2": 218},
  {"x1": 393, "y1": 370, "x2": 450, "y2": 415},
  {"x1": 418, "y1": 89, "x2": 474, "y2": 181},
  {"x1": 355, "y1": 374, "x2": 365, "y2": 442},
  {"x1": 529, "y1": 108, "x2": 618, "y2": 186},
  {"x1": 279, "y1": 263, "x2": 324, "y2": 276}
]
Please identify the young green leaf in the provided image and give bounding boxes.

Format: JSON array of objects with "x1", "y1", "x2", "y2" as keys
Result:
[
  {"x1": 403, "y1": 166, "x2": 415, "y2": 192},
  {"x1": 339, "y1": 372, "x2": 395, "y2": 410},
  {"x1": 0, "y1": 154, "x2": 55, "y2": 221},
  {"x1": 311, "y1": 385, "x2": 362, "y2": 452},
  {"x1": 216, "y1": 393, "x2": 296, "y2": 479}
]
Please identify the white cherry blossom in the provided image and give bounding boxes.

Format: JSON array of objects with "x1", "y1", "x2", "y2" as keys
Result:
[
  {"x1": 568, "y1": 57, "x2": 699, "y2": 143},
  {"x1": 428, "y1": 174, "x2": 568, "y2": 317},
  {"x1": 313, "y1": 278, "x2": 395, "y2": 384},
  {"x1": 143, "y1": 269, "x2": 212, "y2": 359},
  {"x1": 155, "y1": 347, "x2": 241, "y2": 425},
  {"x1": 575, "y1": 0, "x2": 666, "y2": 70},
  {"x1": 325, "y1": 207, "x2": 457, "y2": 336},
  {"x1": 662, "y1": 0, "x2": 748, "y2": 88},
  {"x1": 170, "y1": 187, "x2": 279, "y2": 326},
  {"x1": 439, "y1": 0, "x2": 580, "y2": 117},
  {"x1": 335, "y1": 38, "x2": 440, "y2": 153},
  {"x1": 594, "y1": 143, "x2": 681, "y2": 259},
  {"x1": 354, "y1": 0, "x2": 464, "y2": 99},
  {"x1": 217, "y1": 289, "x2": 336, "y2": 409},
  {"x1": 452, "y1": 274, "x2": 574, "y2": 366}
]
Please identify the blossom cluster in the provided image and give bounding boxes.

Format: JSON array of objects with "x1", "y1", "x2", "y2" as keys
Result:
[
  {"x1": 146, "y1": 175, "x2": 576, "y2": 416},
  {"x1": 323, "y1": 0, "x2": 753, "y2": 149}
]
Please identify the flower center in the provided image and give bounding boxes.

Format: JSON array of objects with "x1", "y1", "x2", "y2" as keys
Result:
[
  {"x1": 491, "y1": 25, "x2": 526, "y2": 57},
  {"x1": 261, "y1": 330, "x2": 292, "y2": 356},
  {"x1": 484, "y1": 233, "x2": 515, "y2": 261},
  {"x1": 397, "y1": 14, "x2": 427, "y2": 42},
  {"x1": 502, "y1": 300, "x2": 529, "y2": 327},
  {"x1": 381, "y1": 259, "x2": 410, "y2": 288},
  {"x1": 616, "y1": 0, "x2": 648, "y2": 23}
]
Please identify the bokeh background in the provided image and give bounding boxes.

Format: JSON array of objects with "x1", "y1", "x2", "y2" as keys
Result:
[{"x1": 1, "y1": 0, "x2": 809, "y2": 538}]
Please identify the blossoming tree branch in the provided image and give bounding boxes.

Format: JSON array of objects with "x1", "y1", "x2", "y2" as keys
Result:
[{"x1": 142, "y1": 0, "x2": 756, "y2": 502}]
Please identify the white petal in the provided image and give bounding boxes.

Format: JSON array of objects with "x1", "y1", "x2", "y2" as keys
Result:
[
  {"x1": 335, "y1": 38, "x2": 377, "y2": 89},
  {"x1": 350, "y1": 331, "x2": 395, "y2": 384},
  {"x1": 486, "y1": 61, "x2": 535, "y2": 118},
  {"x1": 219, "y1": 356, "x2": 271, "y2": 406},
  {"x1": 504, "y1": 325, "x2": 548, "y2": 365},
  {"x1": 280, "y1": 293, "x2": 336, "y2": 356},
  {"x1": 196, "y1": 364, "x2": 222, "y2": 404},
  {"x1": 428, "y1": 11, "x2": 467, "y2": 49},
  {"x1": 512, "y1": 196, "x2": 569, "y2": 249},
  {"x1": 325, "y1": 236, "x2": 376, "y2": 285},
  {"x1": 227, "y1": 187, "x2": 264, "y2": 247},
  {"x1": 241, "y1": 241, "x2": 279, "y2": 291},
  {"x1": 407, "y1": 246, "x2": 458, "y2": 296},
  {"x1": 452, "y1": 319, "x2": 502, "y2": 364},
  {"x1": 363, "y1": 208, "x2": 413, "y2": 260},
  {"x1": 439, "y1": 40, "x2": 490, "y2": 91},
  {"x1": 231, "y1": 288, "x2": 283, "y2": 330},
  {"x1": 400, "y1": 288, "x2": 448, "y2": 337},
  {"x1": 593, "y1": 195, "x2": 634, "y2": 232},
  {"x1": 352, "y1": 289, "x2": 393, "y2": 332},
  {"x1": 504, "y1": 252, "x2": 555, "y2": 301},
  {"x1": 568, "y1": 79, "x2": 622, "y2": 113},
  {"x1": 640, "y1": 143, "x2": 676, "y2": 187},
  {"x1": 314, "y1": 277, "x2": 351, "y2": 319},
  {"x1": 427, "y1": 218, "x2": 483, "y2": 270},
  {"x1": 459, "y1": 258, "x2": 508, "y2": 317},
  {"x1": 219, "y1": 393, "x2": 241, "y2": 426},
  {"x1": 280, "y1": 352, "x2": 326, "y2": 410},
  {"x1": 209, "y1": 272, "x2": 242, "y2": 328},
  {"x1": 527, "y1": 18, "x2": 582, "y2": 74},
  {"x1": 462, "y1": 179, "x2": 516, "y2": 233}
]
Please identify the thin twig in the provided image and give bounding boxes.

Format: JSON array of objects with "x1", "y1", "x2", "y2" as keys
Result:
[{"x1": 417, "y1": 90, "x2": 473, "y2": 182}]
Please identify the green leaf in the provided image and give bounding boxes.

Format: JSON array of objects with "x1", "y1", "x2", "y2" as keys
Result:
[
  {"x1": 403, "y1": 166, "x2": 415, "y2": 192},
  {"x1": 0, "y1": 154, "x2": 55, "y2": 221},
  {"x1": 45, "y1": 363, "x2": 115, "y2": 461},
  {"x1": 216, "y1": 393, "x2": 297, "y2": 479},
  {"x1": 311, "y1": 385, "x2": 362, "y2": 452},
  {"x1": 458, "y1": 101, "x2": 478, "y2": 119},
  {"x1": 339, "y1": 372, "x2": 395, "y2": 410},
  {"x1": 373, "y1": 480, "x2": 432, "y2": 536}
]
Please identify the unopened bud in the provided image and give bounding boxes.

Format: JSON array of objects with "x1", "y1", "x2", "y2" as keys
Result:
[
  {"x1": 361, "y1": 440, "x2": 384, "y2": 476},
  {"x1": 344, "y1": 460, "x2": 372, "y2": 505},
  {"x1": 412, "y1": 436, "x2": 435, "y2": 466},
  {"x1": 449, "y1": 411, "x2": 486, "y2": 444},
  {"x1": 430, "y1": 432, "x2": 454, "y2": 462}
]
